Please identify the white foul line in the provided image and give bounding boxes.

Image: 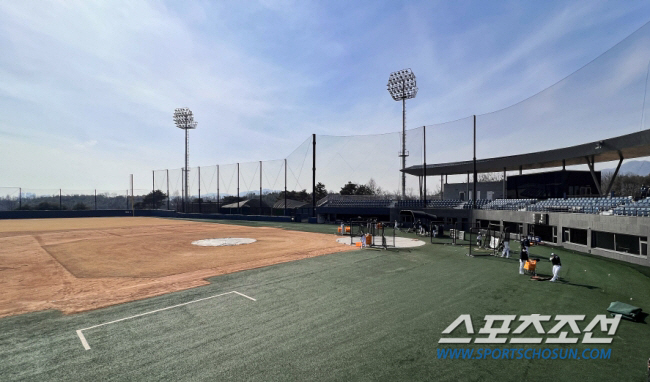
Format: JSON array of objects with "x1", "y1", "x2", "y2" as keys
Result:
[{"x1": 76, "y1": 290, "x2": 256, "y2": 350}]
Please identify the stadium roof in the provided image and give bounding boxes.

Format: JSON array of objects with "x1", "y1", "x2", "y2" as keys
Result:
[
  {"x1": 403, "y1": 129, "x2": 650, "y2": 176},
  {"x1": 273, "y1": 199, "x2": 309, "y2": 209}
]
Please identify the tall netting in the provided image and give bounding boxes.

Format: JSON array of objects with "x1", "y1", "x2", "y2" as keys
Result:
[
  {"x1": 404, "y1": 126, "x2": 425, "y2": 199},
  {"x1": 316, "y1": 132, "x2": 400, "y2": 196},
  {"x1": 285, "y1": 136, "x2": 314, "y2": 195},
  {"x1": 96, "y1": 190, "x2": 129, "y2": 210},
  {"x1": 19, "y1": 189, "x2": 65, "y2": 210},
  {"x1": 424, "y1": 117, "x2": 477, "y2": 187},
  {"x1": 9, "y1": 24, "x2": 650, "y2": 212},
  {"x1": 239, "y1": 161, "x2": 260, "y2": 200},
  {"x1": 167, "y1": 168, "x2": 184, "y2": 210},
  {"x1": 153, "y1": 169, "x2": 170, "y2": 209},
  {"x1": 261, "y1": 159, "x2": 285, "y2": 210},
  {"x1": 476, "y1": 21, "x2": 650, "y2": 163},
  {"x1": 0, "y1": 187, "x2": 20, "y2": 211},
  {"x1": 198, "y1": 165, "x2": 219, "y2": 213},
  {"x1": 219, "y1": 163, "x2": 239, "y2": 202}
]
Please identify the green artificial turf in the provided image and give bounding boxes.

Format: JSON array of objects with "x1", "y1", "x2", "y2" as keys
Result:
[{"x1": 1, "y1": 221, "x2": 649, "y2": 381}]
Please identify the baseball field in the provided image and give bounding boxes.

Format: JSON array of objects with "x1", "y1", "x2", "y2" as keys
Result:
[{"x1": 1, "y1": 217, "x2": 649, "y2": 381}]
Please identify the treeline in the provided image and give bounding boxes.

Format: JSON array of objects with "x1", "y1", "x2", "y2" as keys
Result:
[{"x1": 602, "y1": 173, "x2": 650, "y2": 198}]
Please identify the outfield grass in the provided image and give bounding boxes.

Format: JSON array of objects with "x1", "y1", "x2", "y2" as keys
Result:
[{"x1": 1, "y1": 221, "x2": 649, "y2": 381}]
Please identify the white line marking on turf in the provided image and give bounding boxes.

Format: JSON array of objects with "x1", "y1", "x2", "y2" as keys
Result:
[
  {"x1": 76, "y1": 290, "x2": 255, "y2": 350},
  {"x1": 232, "y1": 291, "x2": 257, "y2": 301},
  {"x1": 76, "y1": 330, "x2": 91, "y2": 351}
]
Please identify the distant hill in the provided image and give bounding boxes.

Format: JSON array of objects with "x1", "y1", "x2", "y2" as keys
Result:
[{"x1": 601, "y1": 160, "x2": 650, "y2": 176}]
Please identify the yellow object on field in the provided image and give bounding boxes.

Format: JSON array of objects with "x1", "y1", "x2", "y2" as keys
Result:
[
  {"x1": 355, "y1": 241, "x2": 362, "y2": 247},
  {"x1": 337, "y1": 226, "x2": 351, "y2": 234},
  {"x1": 524, "y1": 259, "x2": 538, "y2": 272}
]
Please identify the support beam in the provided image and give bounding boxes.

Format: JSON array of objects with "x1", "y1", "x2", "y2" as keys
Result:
[
  {"x1": 503, "y1": 168, "x2": 506, "y2": 199},
  {"x1": 312, "y1": 134, "x2": 316, "y2": 218},
  {"x1": 585, "y1": 156, "x2": 603, "y2": 196},
  {"x1": 604, "y1": 153, "x2": 624, "y2": 196},
  {"x1": 198, "y1": 166, "x2": 201, "y2": 213},
  {"x1": 423, "y1": 125, "x2": 427, "y2": 207}
]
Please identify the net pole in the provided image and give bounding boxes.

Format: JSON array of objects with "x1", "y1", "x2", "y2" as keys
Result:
[
  {"x1": 237, "y1": 163, "x2": 240, "y2": 215},
  {"x1": 59, "y1": 189, "x2": 62, "y2": 210},
  {"x1": 130, "y1": 174, "x2": 134, "y2": 215},
  {"x1": 423, "y1": 125, "x2": 426, "y2": 207},
  {"x1": 19, "y1": 187, "x2": 21, "y2": 209},
  {"x1": 217, "y1": 165, "x2": 220, "y2": 212},
  {"x1": 312, "y1": 133, "x2": 316, "y2": 218},
  {"x1": 402, "y1": 97, "x2": 406, "y2": 199},
  {"x1": 94, "y1": 189, "x2": 97, "y2": 210},
  {"x1": 284, "y1": 159, "x2": 287, "y2": 217},
  {"x1": 166, "y1": 169, "x2": 170, "y2": 210},
  {"x1": 260, "y1": 161, "x2": 264, "y2": 215},
  {"x1": 198, "y1": 166, "x2": 201, "y2": 213}
]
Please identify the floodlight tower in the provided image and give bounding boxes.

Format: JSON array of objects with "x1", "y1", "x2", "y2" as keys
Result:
[
  {"x1": 173, "y1": 108, "x2": 197, "y2": 212},
  {"x1": 387, "y1": 68, "x2": 418, "y2": 199}
]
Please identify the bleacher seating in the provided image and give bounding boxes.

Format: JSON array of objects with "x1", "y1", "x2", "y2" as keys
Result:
[
  {"x1": 613, "y1": 197, "x2": 650, "y2": 217},
  {"x1": 482, "y1": 199, "x2": 536, "y2": 211},
  {"x1": 426, "y1": 199, "x2": 463, "y2": 208},
  {"x1": 319, "y1": 195, "x2": 393, "y2": 208},
  {"x1": 458, "y1": 199, "x2": 490, "y2": 209},
  {"x1": 526, "y1": 196, "x2": 631, "y2": 214},
  {"x1": 395, "y1": 200, "x2": 427, "y2": 208},
  {"x1": 318, "y1": 194, "x2": 648, "y2": 216}
]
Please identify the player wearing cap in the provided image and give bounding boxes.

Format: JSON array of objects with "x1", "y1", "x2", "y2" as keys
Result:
[
  {"x1": 549, "y1": 253, "x2": 562, "y2": 282},
  {"x1": 519, "y1": 243, "x2": 529, "y2": 274}
]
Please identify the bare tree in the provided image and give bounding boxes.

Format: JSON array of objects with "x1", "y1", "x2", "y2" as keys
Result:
[{"x1": 478, "y1": 172, "x2": 504, "y2": 182}]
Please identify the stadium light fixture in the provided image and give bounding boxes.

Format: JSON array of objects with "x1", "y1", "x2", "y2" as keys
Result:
[
  {"x1": 173, "y1": 108, "x2": 197, "y2": 212},
  {"x1": 387, "y1": 68, "x2": 418, "y2": 199}
]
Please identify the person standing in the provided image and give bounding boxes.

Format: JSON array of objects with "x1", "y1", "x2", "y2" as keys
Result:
[
  {"x1": 549, "y1": 253, "x2": 562, "y2": 282},
  {"x1": 519, "y1": 244, "x2": 529, "y2": 274},
  {"x1": 501, "y1": 230, "x2": 510, "y2": 258}
]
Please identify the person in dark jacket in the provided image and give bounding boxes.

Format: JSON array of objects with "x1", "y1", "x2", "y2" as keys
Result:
[
  {"x1": 549, "y1": 253, "x2": 562, "y2": 282},
  {"x1": 519, "y1": 244, "x2": 529, "y2": 275}
]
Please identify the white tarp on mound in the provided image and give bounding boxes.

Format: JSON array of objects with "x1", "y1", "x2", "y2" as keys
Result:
[
  {"x1": 336, "y1": 236, "x2": 425, "y2": 248},
  {"x1": 192, "y1": 238, "x2": 256, "y2": 247}
]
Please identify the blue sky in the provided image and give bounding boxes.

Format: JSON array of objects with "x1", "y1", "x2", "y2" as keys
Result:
[{"x1": 1, "y1": 0, "x2": 650, "y2": 193}]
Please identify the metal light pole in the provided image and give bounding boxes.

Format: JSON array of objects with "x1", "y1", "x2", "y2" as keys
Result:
[
  {"x1": 387, "y1": 69, "x2": 418, "y2": 199},
  {"x1": 173, "y1": 108, "x2": 197, "y2": 212}
]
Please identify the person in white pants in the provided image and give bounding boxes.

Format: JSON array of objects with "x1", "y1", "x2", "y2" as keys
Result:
[
  {"x1": 519, "y1": 245, "x2": 528, "y2": 274},
  {"x1": 501, "y1": 232, "x2": 510, "y2": 258},
  {"x1": 549, "y1": 253, "x2": 562, "y2": 282}
]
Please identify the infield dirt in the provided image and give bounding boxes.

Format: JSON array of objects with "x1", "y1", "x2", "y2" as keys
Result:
[{"x1": 0, "y1": 217, "x2": 354, "y2": 317}]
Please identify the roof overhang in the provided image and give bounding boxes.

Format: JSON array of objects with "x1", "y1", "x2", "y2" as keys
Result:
[{"x1": 403, "y1": 129, "x2": 650, "y2": 176}]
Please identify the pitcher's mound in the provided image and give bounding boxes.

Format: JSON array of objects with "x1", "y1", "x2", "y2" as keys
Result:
[{"x1": 192, "y1": 238, "x2": 256, "y2": 247}]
